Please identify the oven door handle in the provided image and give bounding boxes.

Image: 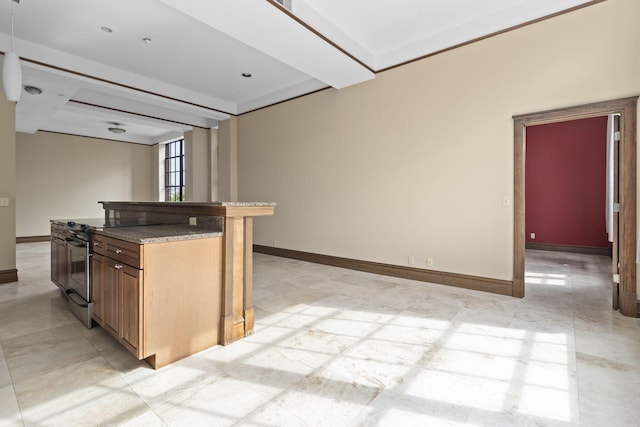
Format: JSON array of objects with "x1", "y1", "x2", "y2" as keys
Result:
[
  {"x1": 65, "y1": 289, "x2": 89, "y2": 308},
  {"x1": 65, "y1": 238, "x2": 87, "y2": 247}
]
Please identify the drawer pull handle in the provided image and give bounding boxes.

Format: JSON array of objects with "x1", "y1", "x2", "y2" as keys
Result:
[
  {"x1": 115, "y1": 264, "x2": 123, "y2": 270},
  {"x1": 115, "y1": 249, "x2": 123, "y2": 254},
  {"x1": 93, "y1": 242, "x2": 101, "y2": 247}
]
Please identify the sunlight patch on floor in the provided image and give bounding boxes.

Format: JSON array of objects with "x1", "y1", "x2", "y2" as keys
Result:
[
  {"x1": 526, "y1": 272, "x2": 568, "y2": 286},
  {"x1": 401, "y1": 322, "x2": 574, "y2": 424}
]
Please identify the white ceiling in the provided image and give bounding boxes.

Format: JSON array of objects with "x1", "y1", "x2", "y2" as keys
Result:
[{"x1": 0, "y1": 0, "x2": 595, "y2": 144}]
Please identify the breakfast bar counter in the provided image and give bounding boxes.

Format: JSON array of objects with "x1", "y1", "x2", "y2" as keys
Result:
[{"x1": 91, "y1": 201, "x2": 276, "y2": 369}]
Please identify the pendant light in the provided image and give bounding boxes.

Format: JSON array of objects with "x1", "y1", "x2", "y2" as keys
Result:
[{"x1": 2, "y1": 0, "x2": 22, "y2": 102}]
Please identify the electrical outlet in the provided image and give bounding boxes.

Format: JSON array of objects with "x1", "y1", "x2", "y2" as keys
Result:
[
  {"x1": 0, "y1": 197, "x2": 8, "y2": 207},
  {"x1": 502, "y1": 196, "x2": 510, "y2": 206},
  {"x1": 189, "y1": 217, "x2": 197, "y2": 226},
  {"x1": 273, "y1": 240, "x2": 277, "y2": 247},
  {"x1": 427, "y1": 257, "x2": 434, "y2": 267},
  {"x1": 530, "y1": 232, "x2": 536, "y2": 239},
  {"x1": 408, "y1": 256, "x2": 415, "y2": 265}
]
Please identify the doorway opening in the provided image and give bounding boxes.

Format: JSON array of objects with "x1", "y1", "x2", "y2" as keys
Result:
[
  {"x1": 525, "y1": 116, "x2": 612, "y2": 255},
  {"x1": 513, "y1": 97, "x2": 638, "y2": 317}
]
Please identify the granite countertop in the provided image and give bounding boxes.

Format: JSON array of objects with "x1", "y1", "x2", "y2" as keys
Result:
[{"x1": 97, "y1": 224, "x2": 223, "y2": 244}]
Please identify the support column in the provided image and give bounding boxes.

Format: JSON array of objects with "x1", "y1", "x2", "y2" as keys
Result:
[
  {"x1": 218, "y1": 117, "x2": 238, "y2": 202},
  {"x1": 221, "y1": 215, "x2": 250, "y2": 344},
  {"x1": 210, "y1": 128, "x2": 219, "y2": 201},
  {"x1": 0, "y1": 90, "x2": 17, "y2": 284},
  {"x1": 185, "y1": 128, "x2": 212, "y2": 202},
  {"x1": 243, "y1": 217, "x2": 254, "y2": 335}
]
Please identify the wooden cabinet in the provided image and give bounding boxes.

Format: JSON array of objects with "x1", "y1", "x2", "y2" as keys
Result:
[
  {"x1": 91, "y1": 237, "x2": 143, "y2": 359},
  {"x1": 91, "y1": 232, "x2": 222, "y2": 369}
]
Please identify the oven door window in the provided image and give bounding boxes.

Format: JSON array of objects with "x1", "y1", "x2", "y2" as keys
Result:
[{"x1": 67, "y1": 239, "x2": 89, "y2": 301}]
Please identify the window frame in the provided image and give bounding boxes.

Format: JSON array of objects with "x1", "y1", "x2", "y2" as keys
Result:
[{"x1": 164, "y1": 138, "x2": 185, "y2": 202}]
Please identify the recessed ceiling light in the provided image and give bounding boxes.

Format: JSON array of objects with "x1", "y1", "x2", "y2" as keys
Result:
[
  {"x1": 241, "y1": 73, "x2": 252, "y2": 78},
  {"x1": 101, "y1": 26, "x2": 113, "y2": 33},
  {"x1": 142, "y1": 37, "x2": 152, "y2": 44},
  {"x1": 108, "y1": 122, "x2": 126, "y2": 134},
  {"x1": 24, "y1": 85, "x2": 42, "y2": 95}
]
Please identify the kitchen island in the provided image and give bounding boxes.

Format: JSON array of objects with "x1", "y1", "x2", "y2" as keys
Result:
[{"x1": 92, "y1": 201, "x2": 275, "y2": 369}]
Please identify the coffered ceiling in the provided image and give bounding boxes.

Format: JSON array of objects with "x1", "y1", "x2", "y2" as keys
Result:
[{"x1": 0, "y1": 0, "x2": 597, "y2": 144}]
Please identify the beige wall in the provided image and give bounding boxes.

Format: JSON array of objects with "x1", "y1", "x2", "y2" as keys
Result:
[
  {"x1": 16, "y1": 132, "x2": 154, "y2": 237},
  {"x1": 237, "y1": 0, "x2": 640, "y2": 281},
  {"x1": 0, "y1": 92, "x2": 16, "y2": 274}
]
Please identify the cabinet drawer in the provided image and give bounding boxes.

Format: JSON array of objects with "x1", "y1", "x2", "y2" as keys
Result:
[
  {"x1": 92, "y1": 234, "x2": 142, "y2": 269},
  {"x1": 91, "y1": 234, "x2": 108, "y2": 256}
]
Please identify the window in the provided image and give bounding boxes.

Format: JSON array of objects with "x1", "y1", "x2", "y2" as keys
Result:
[{"x1": 165, "y1": 139, "x2": 185, "y2": 201}]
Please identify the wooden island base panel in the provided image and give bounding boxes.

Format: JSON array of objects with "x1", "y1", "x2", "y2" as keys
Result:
[{"x1": 94, "y1": 201, "x2": 276, "y2": 369}]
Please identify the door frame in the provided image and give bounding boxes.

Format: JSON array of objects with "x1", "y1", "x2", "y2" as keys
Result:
[{"x1": 513, "y1": 96, "x2": 638, "y2": 317}]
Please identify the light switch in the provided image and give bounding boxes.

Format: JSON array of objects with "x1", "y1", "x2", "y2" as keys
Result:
[{"x1": 0, "y1": 197, "x2": 9, "y2": 207}]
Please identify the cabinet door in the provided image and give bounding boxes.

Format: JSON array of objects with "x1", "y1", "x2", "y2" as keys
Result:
[
  {"x1": 57, "y1": 240, "x2": 68, "y2": 289},
  {"x1": 51, "y1": 239, "x2": 68, "y2": 289},
  {"x1": 120, "y1": 264, "x2": 142, "y2": 358},
  {"x1": 103, "y1": 259, "x2": 120, "y2": 338},
  {"x1": 51, "y1": 239, "x2": 58, "y2": 285},
  {"x1": 91, "y1": 253, "x2": 105, "y2": 325}
]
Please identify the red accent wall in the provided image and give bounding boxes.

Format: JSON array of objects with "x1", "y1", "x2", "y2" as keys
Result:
[{"x1": 525, "y1": 116, "x2": 610, "y2": 248}]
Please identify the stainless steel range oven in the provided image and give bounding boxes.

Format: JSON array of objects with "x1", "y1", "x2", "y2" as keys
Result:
[
  {"x1": 63, "y1": 220, "x2": 103, "y2": 328},
  {"x1": 66, "y1": 231, "x2": 92, "y2": 328}
]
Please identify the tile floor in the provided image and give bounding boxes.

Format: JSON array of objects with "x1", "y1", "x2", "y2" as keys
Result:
[{"x1": 1, "y1": 243, "x2": 640, "y2": 426}]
